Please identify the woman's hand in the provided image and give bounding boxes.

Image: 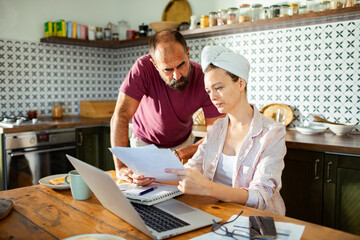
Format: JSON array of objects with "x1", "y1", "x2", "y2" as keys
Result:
[
  {"x1": 117, "y1": 167, "x2": 155, "y2": 186},
  {"x1": 165, "y1": 167, "x2": 213, "y2": 196}
]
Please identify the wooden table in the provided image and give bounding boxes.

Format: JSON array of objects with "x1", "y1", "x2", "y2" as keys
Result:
[{"x1": 1, "y1": 172, "x2": 359, "y2": 240}]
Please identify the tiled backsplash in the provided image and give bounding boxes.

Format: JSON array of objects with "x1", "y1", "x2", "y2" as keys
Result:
[{"x1": 0, "y1": 19, "x2": 359, "y2": 130}]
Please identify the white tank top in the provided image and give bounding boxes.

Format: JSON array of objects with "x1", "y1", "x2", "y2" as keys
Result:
[{"x1": 213, "y1": 153, "x2": 237, "y2": 186}]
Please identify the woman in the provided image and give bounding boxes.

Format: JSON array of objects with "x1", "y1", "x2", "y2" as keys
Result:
[{"x1": 166, "y1": 45, "x2": 286, "y2": 215}]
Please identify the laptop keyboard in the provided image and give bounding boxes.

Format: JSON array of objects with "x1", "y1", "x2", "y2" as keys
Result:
[{"x1": 131, "y1": 202, "x2": 190, "y2": 232}]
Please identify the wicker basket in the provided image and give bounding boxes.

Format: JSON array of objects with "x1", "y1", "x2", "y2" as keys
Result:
[{"x1": 193, "y1": 109, "x2": 206, "y2": 125}]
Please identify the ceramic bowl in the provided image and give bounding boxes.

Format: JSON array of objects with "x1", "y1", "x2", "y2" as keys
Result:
[
  {"x1": 149, "y1": 21, "x2": 179, "y2": 33},
  {"x1": 327, "y1": 123, "x2": 355, "y2": 135}
]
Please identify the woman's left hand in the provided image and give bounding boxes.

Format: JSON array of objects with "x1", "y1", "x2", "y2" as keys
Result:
[{"x1": 165, "y1": 167, "x2": 212, "y2": 196}]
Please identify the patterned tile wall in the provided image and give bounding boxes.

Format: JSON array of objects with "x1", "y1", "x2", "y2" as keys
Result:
[
  {"x1": 0, "y1": 19, "x2": 359, "y2": 130},
  {"x1": 187, "y1": 20, "x2": 360, "y2": 130}
]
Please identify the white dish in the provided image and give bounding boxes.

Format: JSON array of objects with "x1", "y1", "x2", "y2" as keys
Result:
[
  {"x1": 327, "y1": 123, "x2": 355, "y2": 135},
  {"x1": 295, "y1": 125, "x2": 327, "y2": 135},
  {"x1": 39, "y1": 174, "x2": 69, "y2": 190},
  {"x1": 63, "y1": 233, "x2": 125, "y2": 240}
]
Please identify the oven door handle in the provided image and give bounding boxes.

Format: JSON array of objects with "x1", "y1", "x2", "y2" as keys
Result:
[{"x1": 10, "y1": 146, "x2": 76, "y2": 157}]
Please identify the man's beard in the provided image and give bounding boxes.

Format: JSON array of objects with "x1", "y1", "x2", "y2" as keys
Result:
[{"x1": 164, "y1": 66, "x2": 191, "y2": 92}]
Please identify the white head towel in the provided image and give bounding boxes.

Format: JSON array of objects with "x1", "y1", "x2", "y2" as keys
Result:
[{"x1": 201, "y1": 45, "x2": 250, "y2": 82}]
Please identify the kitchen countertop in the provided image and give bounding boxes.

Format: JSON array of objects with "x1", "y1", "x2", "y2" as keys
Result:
[
  {"x1": 1, "y1": 115, "x2": 359, "y2": 156},
  {"x1": 0, "y1": 115, "x2": 111, "y2": 134}
]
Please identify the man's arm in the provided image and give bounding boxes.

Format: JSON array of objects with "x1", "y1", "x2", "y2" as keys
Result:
[
  {"x1": 175, "y1": 115, "x2": 224, "y2": 161},
  {"x1": 110, "y1": 92, "x2": 139, "y2": 177}
]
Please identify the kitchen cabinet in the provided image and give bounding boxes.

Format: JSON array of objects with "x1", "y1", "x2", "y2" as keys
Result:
[
  {"x1": 76, "y1": 126, "x2": 114, "y2": 171},
  {"x1": 281, "y1": 149, "x2": 360, "y2": 236},
  {"x1": 40, "y1": 6, "x2": 360, "y2": 49}
]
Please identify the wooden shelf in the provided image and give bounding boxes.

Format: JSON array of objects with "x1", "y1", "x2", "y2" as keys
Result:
[{"x1": 40, "y1": 6, "x2": 360, "y2": 49}]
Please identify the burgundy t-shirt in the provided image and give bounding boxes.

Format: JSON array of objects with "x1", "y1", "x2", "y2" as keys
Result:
[{"x1": 120, "y1": 54, "x2": 221, "y2": 148}]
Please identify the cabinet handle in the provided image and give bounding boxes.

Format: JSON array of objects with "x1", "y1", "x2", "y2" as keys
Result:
[
  {"x1": 314, "y1": 159, "x2": 320, "y2": 180},
  {"x1": 326, "y1": 161, "x2": 332, "y2": 183},
  {"x1": 78, "y1": 131, "x2": 83, "y2": 146}
]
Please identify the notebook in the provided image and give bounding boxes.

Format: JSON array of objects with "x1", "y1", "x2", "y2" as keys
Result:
[
  {"x1": 118, "y1": 182, "x2": 183, "y2": 205},
  {"x1": 66, "y1": 155, "x2": 222, "y2": 240}
]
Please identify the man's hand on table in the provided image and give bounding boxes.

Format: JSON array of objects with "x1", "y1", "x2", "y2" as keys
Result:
[{"x1": 116, "y1": 167, "x2": 155, "y2": 186}]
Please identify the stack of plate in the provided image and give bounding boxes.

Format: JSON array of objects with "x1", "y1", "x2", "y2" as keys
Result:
[{"x1": 295, "y1": 125, "x2": 327, "y2": 135}]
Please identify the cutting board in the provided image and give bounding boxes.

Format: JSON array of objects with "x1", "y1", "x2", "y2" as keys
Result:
[
  {"x1": 80, "y1": 100, "x2": 116, "y2": 118},
  {"x1": 162, "y1": 0, "x2": 192, "y2": 24},
  {"x1": 0, "y1": 199, "x2": 13, "y2": 220}
]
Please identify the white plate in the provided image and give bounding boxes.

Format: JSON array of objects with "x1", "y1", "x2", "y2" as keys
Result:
[
  {"x1": 39, "y1": 174, "x2": 69, "y2": 190},
  {"x1": 63, "y1": 234, "x2": 126, "y2": 240},
  {"x1": 295, "y1": 126, "x2": 327, "y2": 135}
]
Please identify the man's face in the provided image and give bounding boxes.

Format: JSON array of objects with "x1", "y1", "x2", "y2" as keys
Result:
[{"x1": 151, "y1": 42, "x2": 191, "y2": 91}]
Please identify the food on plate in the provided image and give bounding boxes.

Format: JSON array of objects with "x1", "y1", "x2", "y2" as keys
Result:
[{"x1": 49, "y1": 177, "x2": 67, "y2": 185}]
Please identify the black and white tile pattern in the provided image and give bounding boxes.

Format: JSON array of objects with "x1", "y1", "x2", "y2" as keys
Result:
[
  {"x1": 0, "y1": 20, "x2": 359, "y2": 130},
  {"x1": 188, "y1": 20, "x2": 360, "y2": 129}
]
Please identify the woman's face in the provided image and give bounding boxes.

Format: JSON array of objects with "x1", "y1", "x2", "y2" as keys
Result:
[{"x1": 204, "y1": 68, "x2": 241, "y2": 114}]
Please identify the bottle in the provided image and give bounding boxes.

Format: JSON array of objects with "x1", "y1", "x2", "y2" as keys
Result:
[
  {"x1": 139, "y1": 23, "x2": 148, "y2": 37},
  {"x1": 331, "y1": 0, "x2": 345, "y2": 8},
  {"x1": 239, "y1": 4, "x2": 251, "y2": 22},
  {"x1": 280, "y1": 5, "x2": 292, "y2": 17},
  {"x1": 104, "y1": 28, "x2": 111, "y2": 40},
  {"x1": 270, "y1": 5, "x2": 280, "y2": 18},
  {"x1": 52, "y1": 102, "x2": 63, "y2": 119},
  {"x1": 320, "y1": 1, "x2": 331, "y2": 10},
  {"x1": 290, "y1": 3, "x2": 299, "y2": 15},
  {"x1": 95, "y1": 27, "x2": 103, "y2": 40},
  {"x1": 299, "y1": 5, "x2": 307, "y2": 13},
  {"x1": 190, "y1": 15, "x2": 197, "y2": 30},
  {"x1": 227, "y1": 7, "x2": 239, "y2": 24},
  {"x1": 112, "y1": 33, "x2": 119, "y2": 40},
  {"x1": 217, "y1": 9, "x2": 228, "y2": 25},
  {"x1": 118, "y1": 20, "x2": 129, "y2": 40},
  {"x1": 252, "y1": 4, "x2": 263, "y2": 21},
  {"x1": 209, "y1": 12, "x2": 218, "y2": 27},
  {"x1": 200, "y1": 15, "x2": 209, "y2": 28}
]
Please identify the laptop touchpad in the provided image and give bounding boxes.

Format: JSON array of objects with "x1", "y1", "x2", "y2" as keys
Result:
[{"x1": 161, "y1": 202, "x2": 196, "y2": 215}]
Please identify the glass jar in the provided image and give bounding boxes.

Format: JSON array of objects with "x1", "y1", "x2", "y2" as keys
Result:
[
  {"x1": 252, "y1": 4, "x2": 263, "y2": 21},
  {"x1": 112, "y1": 33, "x2": 119, "y2": 40},
  {"x1": 280, "y1": 5, "x2": 292, "y2": 17},
  {"x1": 52, "y1": 102, "x2": 63, "y2": 119},
  {"x1": 209, "y1": 12, "x2": 218, "y2": 27},
  {"x1": 306, "y1": 0, "x2": 317, "y2": 12},
  {"x1": 299, "y1": 5, "x2": 307, "y2": 13},
  {"x1": 290, "y1": 3, "x2": 299, "y2": 15},
  {"x1": 227, "y1": 7, "x2": 239, "y2": 24},
  {"x1": 239, "y1": 4, "x2": 251, "y2": 22},
  {"x1": 263, "y1": 7, "x2": 270, "y2": 19},
  {"x1": 104, "y1": 28, "x2": 111, "y2": 40},
  {"x1": 345, "y1": 0, "x2": 355, "y2": 6},
  {"x1": 269, "y1": 5, "x2": 280, "y2": 18},
  {"x1": 217, "y1": 9, "x2": 228, "y2": 25},
  {"x1": 95, "y1": 27, "x2": 103, "y2": 40},
  {"x1": 331, "y1": 0, "x2": 345, "y2": 8},
  {"x1": 320, "y1": 1, "x2": 331, "y2": 10},
  {"x1": 200, "y1": 15, "x2": 209, "y2": 28}
]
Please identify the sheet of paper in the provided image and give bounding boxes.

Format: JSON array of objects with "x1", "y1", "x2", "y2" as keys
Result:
[
  {"x1": 191, "y1": 215, "x2": 305, "y2": 240},
  {"x1": 109, "y1": 146, "x2": 185, "y2": 181}
]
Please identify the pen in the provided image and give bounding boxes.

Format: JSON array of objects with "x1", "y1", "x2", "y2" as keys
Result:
[{"x1": 138, "y1": 187, "x2": 157, "y2": 196}]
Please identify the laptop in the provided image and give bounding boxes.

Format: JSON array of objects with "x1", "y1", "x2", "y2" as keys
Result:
[{"x1": 66, "y1": 155, "x2": 222, "y2": 240}]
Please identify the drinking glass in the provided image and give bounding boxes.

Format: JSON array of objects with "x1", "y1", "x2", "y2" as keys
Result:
[{"x1": 276, "y1": 108, "x2": 287, "y2": 125}]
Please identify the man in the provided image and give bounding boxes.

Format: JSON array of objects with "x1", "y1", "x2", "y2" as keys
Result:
[{"x1": 110, "y1": 31, "x2": 222, "y2": 185}]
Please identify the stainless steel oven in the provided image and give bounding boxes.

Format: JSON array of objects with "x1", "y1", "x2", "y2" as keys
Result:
[{"x1": 1, "y1": 128, "x2": 76, "y2": 190}]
